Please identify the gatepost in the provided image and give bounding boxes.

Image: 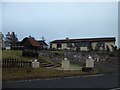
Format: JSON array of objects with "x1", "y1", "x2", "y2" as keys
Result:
[
  {"x1": 31, "y1": 59, "x2": 39, "y2": 68},
  {"x1": 62, "y1": 58, "x2": 70, "y2": 71},
  {"x1": 82, "y1": 55, "x2": 94, "y2": 72}
]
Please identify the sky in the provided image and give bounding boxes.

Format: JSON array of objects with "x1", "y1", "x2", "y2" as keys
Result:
[{"x1": 1, "y1": 2, "x2": 118, "y2": 46}]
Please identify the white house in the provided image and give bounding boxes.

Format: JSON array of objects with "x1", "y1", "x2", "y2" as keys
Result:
[{"x1": 50, "y1": 37, "x2": 116, "y2": 52}]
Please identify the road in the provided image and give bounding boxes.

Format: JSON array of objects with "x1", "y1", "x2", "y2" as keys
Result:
[{"x1": 2, "y1": 72, "x2": 119, "y2": 89}]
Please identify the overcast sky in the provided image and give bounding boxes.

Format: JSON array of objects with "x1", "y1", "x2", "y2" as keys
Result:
[{"x1": 2, "y1": 2, "x2": 118, "y2": 46}]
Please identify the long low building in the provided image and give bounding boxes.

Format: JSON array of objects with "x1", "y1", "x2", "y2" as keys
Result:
[{"x1": 50, "y1": 37, "x2": 116, "y2": 52}]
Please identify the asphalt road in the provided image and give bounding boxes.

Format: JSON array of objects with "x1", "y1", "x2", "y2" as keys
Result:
[{"x1": 2, "y1": 72, "x2": 119, "y2": 89}]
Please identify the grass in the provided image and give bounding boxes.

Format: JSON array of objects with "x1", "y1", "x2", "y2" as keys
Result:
[
  {"x1": 49, "y1": 50, "x2": 64, "y2": 55},
  {"x1": 70, "y1": 64, "x2": 79, "y2": 67},
  {"x1": 38, "y1": 55, "x2": 54, "y2": 64},
  {"x1": 2, "y1": 50, "x2": 54, "y2": 64},
  {"x1": 2, "y1": 67, "x2": 99, "y2": 81},
  {"x1": 2, "y1": 50, "x2": 36, "y2": 61}
]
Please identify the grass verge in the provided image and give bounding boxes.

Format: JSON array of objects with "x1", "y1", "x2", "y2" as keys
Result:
[{"x1": 2, "y1": 67, "x2": 99, "y2": 82}]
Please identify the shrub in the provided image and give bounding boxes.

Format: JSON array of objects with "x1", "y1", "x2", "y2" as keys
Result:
[{"x1": 22, "y1": 50, "x2": 38, "y2": 57}]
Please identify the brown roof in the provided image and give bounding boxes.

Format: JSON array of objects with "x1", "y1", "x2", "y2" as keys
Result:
[
  {"x1": 50, "y1": 37, "x2": 116, "y2": 43},
  {"x1": 28, "y1": 38, "x2": 41, "y2": 47},
  {"x1": 21, "y1": 37, "x2": 41, "y2": 47}
]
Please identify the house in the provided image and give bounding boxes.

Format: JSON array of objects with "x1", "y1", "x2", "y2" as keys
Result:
[
  {"x1": 11, "y1": 41, "x2": 24, "y2": 50},
  {"x1": 11, "y1": 36, "x2": 48, "y2": 50},
  {"x1": 20, "y1": 36, "x2": 41, "y2": 50},
  {"x1": 20, "y1": 36, "x2": 42, "y2": 57},
  {"x1": 50, "y1": 37, "x2": 116, "y2": 52},
  {"x1": 37, "y1": 40, "x2": 48, "y2": 50}
]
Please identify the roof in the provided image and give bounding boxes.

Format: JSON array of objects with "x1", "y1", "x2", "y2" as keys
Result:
[
  {"x1": 50, "y1": 37, "x2": 116, "y2": 43},
  {"x1": 37, "y1": 40, "x2": 48, "y2": 46},
  {"x1": 21, "y1": 37, "x2": 41, "y2": 47},
  {"x1": 28, "y1": 38, "x2": 40, "y2": 47}
]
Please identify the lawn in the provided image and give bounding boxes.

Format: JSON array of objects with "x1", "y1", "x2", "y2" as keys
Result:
[
  {"x1": 2, "y1": 50, "x2": 54, "y2": 64},
  {"x1": 2, "y1": 50, "x2": 36, "y2": 61}
]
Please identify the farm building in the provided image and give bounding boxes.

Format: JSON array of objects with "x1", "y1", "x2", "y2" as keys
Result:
[{"x1": 50, "y1": 37, "x2": 116, "y2": 52}]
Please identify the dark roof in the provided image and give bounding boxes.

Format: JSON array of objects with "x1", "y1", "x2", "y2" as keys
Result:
[
  {"x1": 37, "y1": 40, "x2": 48, "y2": 46},
  {"x1": 21, "y1": 37, "x2": 41, "y2": 47},
  {"x1": 50, "y1": 37, "x2": 116, "y2": 43},
  {"x1": 29, "y1": 38, "x2": 40, "y2": 47}
]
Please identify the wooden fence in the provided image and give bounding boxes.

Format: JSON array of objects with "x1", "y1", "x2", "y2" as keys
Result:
[{"x1": 2, "y1": 58, "x2": 32, "y2": 68}]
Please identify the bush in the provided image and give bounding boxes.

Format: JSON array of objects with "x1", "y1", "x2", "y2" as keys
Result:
[{"x1": 22, "y1": 50, "x2": 38, "y2": 57}]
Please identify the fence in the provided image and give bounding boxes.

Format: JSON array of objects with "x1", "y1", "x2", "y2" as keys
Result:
[{"x1": 2, "y1": 58, "x2": 32, "y2": 68}]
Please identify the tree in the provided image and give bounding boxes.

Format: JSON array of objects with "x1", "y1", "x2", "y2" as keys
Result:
[
  {"x1": 10, "y1": 32, "x2": 18, "y2": 46},
  {"x1": 0, "y1": 32, "x2": 5, "y2": 49},
  {"x1": 5, "y1": 31, "x2": 18, "y2": 47},
  {"x1": 5, "y1": 32, "x2": 11, "y2": 46}
]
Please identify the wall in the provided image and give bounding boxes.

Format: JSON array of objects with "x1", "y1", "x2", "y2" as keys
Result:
[
  {"x1": 61, "y1": 43, "x2": 67, "y2": 49},
  {"x1": 91, "y1": 42, "x2": 98, "y2": 50},
  {"x1": 52, "y1": 43, "x2": 57, "y2": 49}
]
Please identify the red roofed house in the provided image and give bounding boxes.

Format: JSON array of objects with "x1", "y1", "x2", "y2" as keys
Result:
[
  {"x1": 20, "y1": 36, "x2": 41, "y2": 57},
  {"x1": 20, "y1": 36, "x2": 41, "y2": 50}
]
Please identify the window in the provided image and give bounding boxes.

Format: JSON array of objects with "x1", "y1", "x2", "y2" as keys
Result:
[{"x1": 57, "y1": 43, "x2": 61, "y2": 48}]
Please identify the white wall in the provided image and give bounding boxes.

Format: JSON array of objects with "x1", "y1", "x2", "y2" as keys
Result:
[
  {"x1": 61, "y1": 43, "x2": 67, "y2": 49},
  {"x1": 91, "y1": 42, "x2": 98, "y2": 50},
  {"x1": 52, "y1": 43, "x2": 57, "y2": 49}
]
